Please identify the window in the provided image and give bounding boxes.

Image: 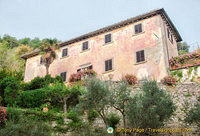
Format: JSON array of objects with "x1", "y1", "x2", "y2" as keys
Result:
[
  {"x1": 60, "y1": 72, "x2": 66, "y2": 82},
  {"x1": 105, "y1": 59, "x2": 113, "y2": 71},
  {"x1": 167, "y1": 28, "x2": 173, "y2": 44},
  {"x1": 136, "y1": 50, "x2": 145, "y2": 63},
  {"x1": 82, "y1": 41, "x2": 89, "y2": 51},
  {"x1": 77, "y1": 65, "x2": 93, "y2": 72},
  {"x1": 40, "y1": 57, "x2": 44, "y2": 64},
  {"x1": 171, "y1": 34, "x2": 173, "y2": 44},
  {"x1": 62, "y1": 48, "x2": 68, "y2": 57},
  {"x1": 134, "y1": 23, "x2": 142, "y2": 34},
  {"x1": 105, "y1": 34, "x2": 112, "y2": 44}
]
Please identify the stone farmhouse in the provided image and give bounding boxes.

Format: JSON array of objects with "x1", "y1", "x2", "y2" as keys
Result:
[{"x1": 21, "y1": 8, "x2": 182, "y2": 82}]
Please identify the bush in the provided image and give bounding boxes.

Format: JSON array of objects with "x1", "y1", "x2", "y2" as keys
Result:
[
  {"x1": 126, "y1": 80, "x2": 175, "y2": 132},
  {"x1": 17, "y1": 88, "x2": 49, "y2": 108},
  {"x1": 0, "y1": 76, "x2": 20, "y2": 106},
  {"x1": 122, "y1": 74, "x2": 137, "y2": 85},
  {"x1": 162, "y1": 75, "x2": 177, "y2": 86},
  {"x1": 6, "y1": 107, "x2": 22, "y2": 123},
  {"x1": 23, "y1": 75, "x2": 63, "y2": 91},
  {"x1": 87, "y1": 109, "x2": 99, "y2": 123},
  {"x1": 106, "y1": 113, "x2": 120, "y2": 129},
  {"x1": 0, "y1": 117, "x2": 52, "y2": 136}
]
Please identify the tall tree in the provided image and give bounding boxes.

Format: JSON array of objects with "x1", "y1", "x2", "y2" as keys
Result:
[
  {"x1": 110, "y1": 80, "x2": 131, "y2": 129},
  {"x1": 39, "y1": 39, "x2": 58, "y2": 75}
]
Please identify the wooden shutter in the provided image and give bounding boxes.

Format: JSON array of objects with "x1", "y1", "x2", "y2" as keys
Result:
[
  {"x1": 105, "y1": 34, "x2": 111, "y2": 43},
  {"x1": 105, "y1": 59, "x2": 112, "y2": 71},
  {"x1": 136, "y1": 50, "x2": 145, "y2": 63},
  {"x1": 171, "y1": 34, "x2": 173, "y2": 44},
  {"x1": 62, "y1": 48, "x2": 68, "y2": 57},
  {"x1": 82, "y1": 41, "x2": 88, "y2": 51},
  {"x1": 60, "y1": 72, "x2": 66, "y2": 82},
  {"x1": 135, "y1": 24, "x2": 142, "y2": 34}
]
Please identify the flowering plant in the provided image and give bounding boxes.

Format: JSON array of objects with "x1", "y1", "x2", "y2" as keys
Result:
[
  {"x1": 69, "y1": 69, "x2": 97, "y2": 82},
  {"x1": 122, "y1": 74, "x2": 137, "y2": 85},
  {"x1": 0, "y1": 106, "x2": 7, "y2": 124},
  {"x1": 169, "y1": 51, "x2": 200, "y2": 69},
  {"x1": 162, "y1": 75, "x2": 177, "y2": 86}
]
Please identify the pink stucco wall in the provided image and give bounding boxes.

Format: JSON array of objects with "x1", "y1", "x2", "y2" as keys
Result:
[{"x1": 24, "y1": 15, "x2": 178, "y2": 82}]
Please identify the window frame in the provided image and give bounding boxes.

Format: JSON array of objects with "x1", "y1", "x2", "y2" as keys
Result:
[
  {"x1": 82, "y1": 41, "x2": 89, "y2": 51},
  {"x1": 105, "y1": 58, "x2": 113, "y2": 72},
  {"x1": 135, "y1": 50, "x2": 145, "y2": 63},
  {"x1": 134, "y1": 23, "x2": 143, "y2": 34},
  {"x1": 104, "y1": 33, "x2": 112, "y2": 44},
  {"x1": 60, "y1": 72, "x2": 67, "y2": 82},
  {"x1": 62, "y1": 48, "x2": 68, "y2": 58}
]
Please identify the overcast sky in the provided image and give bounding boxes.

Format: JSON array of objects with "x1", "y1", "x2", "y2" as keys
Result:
[{"x1": 0, "y1": 0, "x2": 199, "y2": 47}]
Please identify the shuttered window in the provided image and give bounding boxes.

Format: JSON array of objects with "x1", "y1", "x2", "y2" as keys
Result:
[
  {"x1": 171, "y1": 34, "x2": 173, "y2": 44},
  {"x1": 136, "y1": 50, "x2": 145, "y2": 63},
  {"x1": 105, "y1": 59, "x2": 113, "y2": 71},
  {"x1": 82, "y1": 41, "x2": 89, "y2": 51},
  {"x1": 135, "y1": 24, "x2": 142, "y2": 34},
  {"x1": 62, "y1": 48, "x2": 68, "y2": 57},
  {"x1": 60, "y1": 72, "x2": 66, "y2": 82},
  {"x1": 105, "y1": 34, "x2": 112, "y2": 44}
]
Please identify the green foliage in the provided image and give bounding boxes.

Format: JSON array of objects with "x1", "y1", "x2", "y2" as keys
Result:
[
  {"x1": 126, "y1": 80, "x2": 175, "y2": 130},
  {"x1": 106, "y1": 113, "x2": 120, "y2": 129},
  {"x1": 6, "y1": 107, "x2": 23, "y2": 123},
  {"x1": 66, "y1": 110, "x2": 85, "y2": 132},
  {"x1": 17, "y1": 88, "x2": 49, "y2": 108},
  {"x1": 0, "y1": 76, "x2": 20, "y2": 106},
  {"x1": 87, "y1": 109, "x2": 99, "y2": 123},
  {"x1": 178, "y1": 50, "x2": 188, "y2": 55},
  {"x1": 0, "y1": 117, "x2": 52, "y2": 136},
  {"x1": 188, "y1": 67, "x2": 193, "y2": 76},
  {"x1": 23, "y1": 75, "x2": 63, "y2": 90},
  {"x1": 177, "y1": 42, "x2": 189, "y2": 52},
  {"x1": 185, "y1": 96, "x2": 200, "y2": 129},
  {"x1": 83, "y1": 77, "x2": 110, "y2": 126}
]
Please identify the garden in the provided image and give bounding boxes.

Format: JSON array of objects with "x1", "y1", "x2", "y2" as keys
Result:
[{"x1": 0, "y1": 68, "x2": 199, "y2": 136}]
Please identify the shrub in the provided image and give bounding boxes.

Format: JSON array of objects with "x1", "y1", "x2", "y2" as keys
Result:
[
  {"x1": 6, "y1": 107, "x2": 22, "y2": 123},
  {"x1": 126, "y1": 80, "x2": 175, "y2": 132},
  {"x1": 17, "y1": 88, "x2": 49, "y2": 108},
  {"x1": 23, "y1": 76, "x2": 45, "y2": 90},
  {"x1": 0, "y1": 118, "x2": 52, "y2": 136},
  {"x1": 0, "y1": 76, "x2": 20, "y2": 106},
  {"x1": 122, "y1": 74, "x2": 137, "y2": 85},
  {"x1": 0, "y1": 106, "x2": 6, "y2": 127},
  {"x1": 106, "y1": 113, "x2": 120, "y2": 129},
  {"x1": 87, "y1": 109, "x2": 99, "y2": 123},
  {"x1": 23, "y1": 75, "x2": 63, "y2": 91},
  {"x1": 162, "y1": 75, "x2": 177, "y2": 86}
]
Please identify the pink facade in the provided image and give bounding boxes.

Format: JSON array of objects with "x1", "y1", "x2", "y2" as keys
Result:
[{"x1": 23, "y1": 9, "x2": 181, "y2": 82}]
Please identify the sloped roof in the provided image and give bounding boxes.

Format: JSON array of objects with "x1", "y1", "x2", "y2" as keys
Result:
[{"x1": 21, "y1": 8, "x2": 182, "y2": 59}]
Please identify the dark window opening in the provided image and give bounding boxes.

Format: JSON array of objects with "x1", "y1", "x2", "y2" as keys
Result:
[
  {"x1": 82, "y1": 41, "x2": 89, "y2": 51},
  {"x1": 135, "y1": 24, "x2": 142, "y2": 34},
  {"x1": 105, "y1": 34, "x2": 112, "y2": 44},
  {"x1": 136, "y1": 50, "x2": 145, "y2": 63},
  {"x1": 62, "y1": 48, "x2": 68, "y2": 57},
  {"x1": 40, "y1": 57, "x2": 44, "y2": 64},
  {"x1": 60, "y1": 72, "x2": 66, "y2": 82},
  {"x1": 105, "y1": 59, "x2": 113, "y2": 71}
]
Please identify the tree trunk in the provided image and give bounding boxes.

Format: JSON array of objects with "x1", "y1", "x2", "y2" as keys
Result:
[
  {"x1": 63, "y1": 98, "x2": 67, "y2": 113},
  {"x1": 123, "y1": 113, "x2": 126, "y2": 136},
  {"x1": 46, "y1": 65, "x2": 49, "y2": 75}
]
